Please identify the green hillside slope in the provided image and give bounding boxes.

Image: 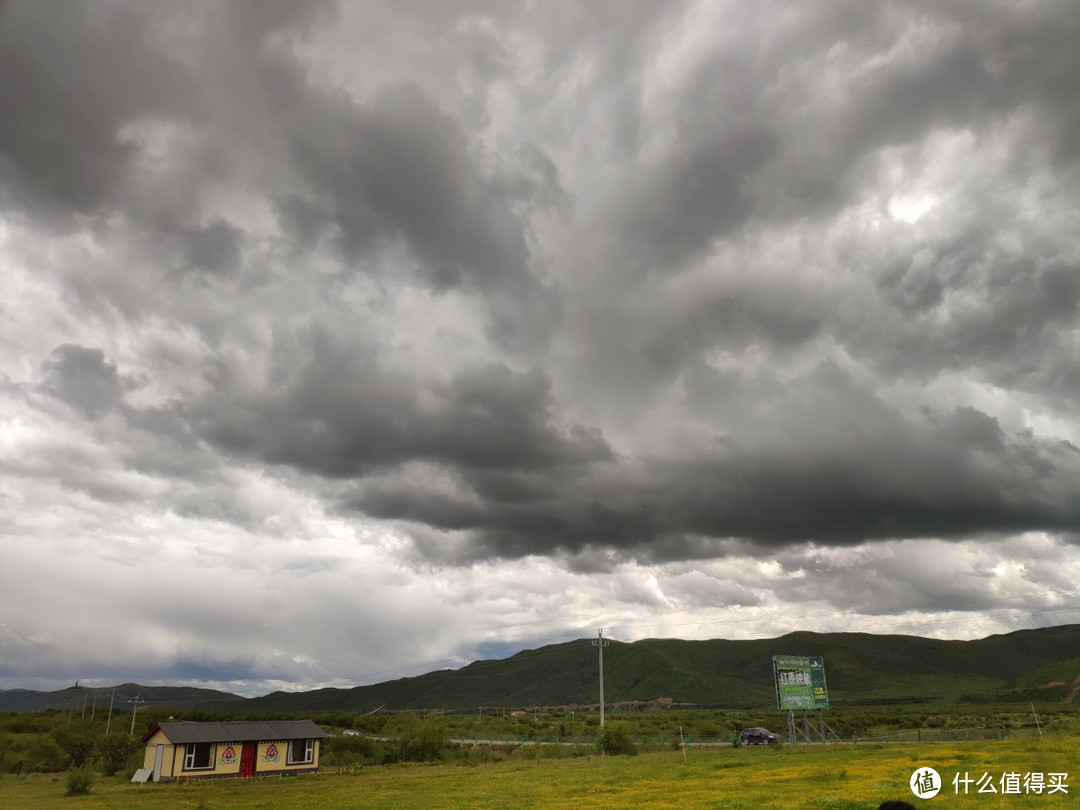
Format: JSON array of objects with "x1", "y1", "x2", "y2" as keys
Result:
[
  {"x1": 225, "y1": 624, "x2": 1080, "y2": 714},
  {"x1": 7, "y1": 625, "x2": 1078, "y2": 715}
]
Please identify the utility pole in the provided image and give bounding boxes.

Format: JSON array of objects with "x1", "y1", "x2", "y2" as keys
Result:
[
  {"x1": 592, "y1": 628, "x2": 609, "y2": 728},
  {"x1": 129, "y1": 695, "x2": 143, "y2": 736},
  {"x1": 106, "y1": 690, "x2": 115, "y2": 735}
]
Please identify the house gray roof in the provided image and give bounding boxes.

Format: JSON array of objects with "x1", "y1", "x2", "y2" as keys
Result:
[{"x1": 144, "y1": 719, "x2": 327, "y2": 744}]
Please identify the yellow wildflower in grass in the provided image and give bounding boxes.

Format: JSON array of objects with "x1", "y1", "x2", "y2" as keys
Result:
[{"x1": 1, "y1": 736, "x2": 1075, "y2": 809}]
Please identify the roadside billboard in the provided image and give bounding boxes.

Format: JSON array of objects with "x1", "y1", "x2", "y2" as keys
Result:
[{"x1": 772, "y1": 655, "x2": 829, "y2": 710}]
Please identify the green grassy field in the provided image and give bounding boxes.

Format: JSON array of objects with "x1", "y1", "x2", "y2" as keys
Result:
[{"x1": 2, "y1": 735, "x2": 1074, "y2": 809}]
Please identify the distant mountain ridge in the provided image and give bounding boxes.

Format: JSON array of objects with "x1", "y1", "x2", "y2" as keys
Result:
[
  {"x1": 231, "y1": 624, "x2": 1080, "y2": 713},
  {"x1": 0, "y1": 682, "x2": 246, "y2": 714},
  {"x1": 5, "y1": 625, "x2": 1080, "y2": 714}
]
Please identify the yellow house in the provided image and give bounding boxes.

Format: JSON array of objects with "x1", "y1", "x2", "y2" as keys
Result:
[{"x1": 140, "y1": 720, "x2": 328, "y2": 781}]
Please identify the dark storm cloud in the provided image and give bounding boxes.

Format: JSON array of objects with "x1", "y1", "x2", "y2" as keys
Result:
[
  {"x1": 282, "y1": 83, "x2": 534, "y2": 294},
  {"x1": 39, "y1": 344, "x2": 124, "y2": 419},
  {"x1": 6, "y1": 0, "x2": 1080, "y2": 567},
  {"x1": 347, "y1": 398, "x2": 1080, "y2": 562},
  {"x1": 606, "y1": 0, "x2": 1080, "y2": 278},
  {"x1": 191, "y1": 331, "x2": 610, "y2": 479},
  {"x1": 0, "y1": 1, "x2": 189, "y2": 222},
  {"x1": 263, "y1": 66, "x2": 564, "y2": 344},
  {"x1": 641, "y1": 295, "x2": 822, "y2": 373},
  {"x1": 179, "y1": 218, "x2": 246, "y2": 276},
  {"x1": 273, "y1": 76, "x2": 564, "y2": 347},
  {"x1": 349, "y1": 339, "x2": 1076, "y2": 562},
  {"x1": 870, "y1": 243, "x2": 1080, "y2": 388},
  {"x1": 7, "y1": 0, "x2": 1080, "y2": 696},
  {"x1": 660, "y1": 406, "x2": 1080, "y2": 547},
  {"x1": 0, "y1": 0, "x2": 560, "y2": 337}
]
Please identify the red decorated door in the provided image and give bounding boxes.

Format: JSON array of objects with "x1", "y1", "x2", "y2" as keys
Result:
[{"x1": 240, "y1": 743, "x2": 256, "y2": 777}]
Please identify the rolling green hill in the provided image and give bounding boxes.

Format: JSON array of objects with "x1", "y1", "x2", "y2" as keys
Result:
[
  {"x1": 6, "y1": 625, "x2": 1080, "y2": 715},
  {"x1": 225, "y1": 624, "x2": 1080, "y2": 714}
]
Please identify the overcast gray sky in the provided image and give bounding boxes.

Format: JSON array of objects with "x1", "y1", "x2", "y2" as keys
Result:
[{"x1": 3, "y1": 0, "x2": 1080, "y2": 697}]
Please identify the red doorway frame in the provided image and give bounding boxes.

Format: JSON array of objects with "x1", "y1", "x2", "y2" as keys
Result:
[{"x1": 240, "y1": 743, "x2": 256, "y2": 778}]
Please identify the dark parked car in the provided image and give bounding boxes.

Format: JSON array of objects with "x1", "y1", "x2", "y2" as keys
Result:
[{"x1": 740, "y1": 726, "x2": 781, "y2": 745}]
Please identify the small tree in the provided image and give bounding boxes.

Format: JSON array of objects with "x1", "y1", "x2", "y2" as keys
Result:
[
  {"x1": 52, "y1": 728, "x2": 97, "y2": 769},
  {"x1": 27, "y1": 736, "x2": 69, "y2": 772},
  {"x1": 97, "y1": 733, "x2": 138, "y2": 777},
  {"x1": 387, "y1": 717, "x2": 447, "y2": 763},
  {"x1": 598, "y1": 723, "x2": 637, "y2": 756}
]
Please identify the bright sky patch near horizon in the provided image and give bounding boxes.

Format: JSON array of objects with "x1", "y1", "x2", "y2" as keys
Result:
[{"x1": 2, "y1": 0, "x2": 1080, "y2": 697}]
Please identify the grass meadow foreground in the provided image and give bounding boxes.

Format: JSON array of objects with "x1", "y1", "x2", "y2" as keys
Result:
[{"x1": 1, "y1": 735, "x2": 1076, "y2": 809}]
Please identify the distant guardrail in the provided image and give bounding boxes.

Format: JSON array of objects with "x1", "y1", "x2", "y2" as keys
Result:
[{"x1": 344, "y1": 725, "x2": 1054, "y2": 749}]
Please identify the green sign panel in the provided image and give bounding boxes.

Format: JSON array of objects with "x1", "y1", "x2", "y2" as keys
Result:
[{"x1": 772, "y1": 655, "x2": 829, "y2": 710}]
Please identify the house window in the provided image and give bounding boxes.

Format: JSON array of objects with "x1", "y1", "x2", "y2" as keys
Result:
[
  {"x1": 287, "y1": 738, "x2": 314, "y2": 764},
  {"x1": 183, "y1": 742, "x2": 215, "y2": 770}
]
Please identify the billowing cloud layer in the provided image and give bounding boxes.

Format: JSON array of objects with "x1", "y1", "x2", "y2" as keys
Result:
[{"x1": 2, "y1": 0, "x2": 1079, "y2": 694}]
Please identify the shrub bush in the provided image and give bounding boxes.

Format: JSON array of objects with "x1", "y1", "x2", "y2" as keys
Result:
[
  {"x1": 321, "y1": 733, "x2": 376, "y2": 766},
  {"x1": 598, "y1": 723, "x2": 637, "y2": 756},
  {"x1": 97, "y1": 733, "x2": 138, "y2": 777},
  {"x1": 64, "y1": 767, "x2": 94, "y2": 796},
  {"x1": 383, "y1": 717, "x2": 448, "y2": 764}
]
